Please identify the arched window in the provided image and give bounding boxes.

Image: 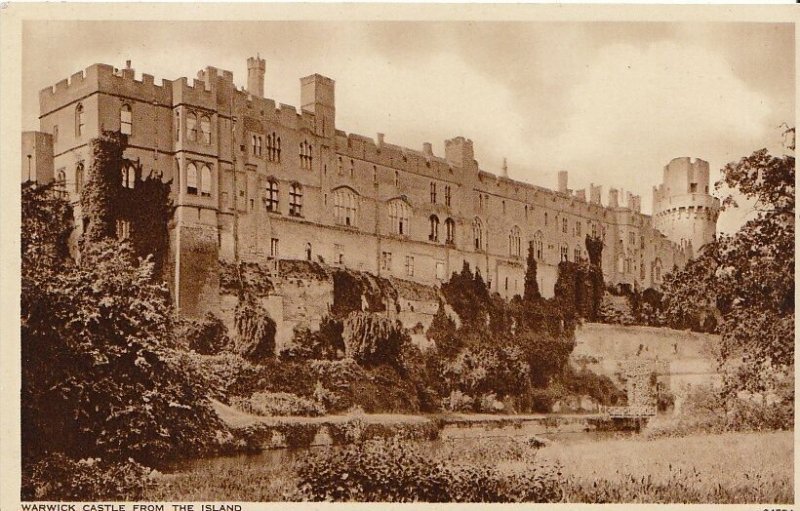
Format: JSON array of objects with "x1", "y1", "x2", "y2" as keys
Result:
[
  {"x1": 509, "y1": 226, "x2": 521, "y2": 258},
  {"x1": 388, "y1": 199, "x2": 410, "y2": 236},
  {"x1": 266, "y1": 133, "x2": 281, "y2": 162},
  {"x1": 122, "y1": 164, "x2": 135, "y2": 189},
  {"x1": 429, "y1": 214, "x2": 440, "y2": 242},
  {"x1": 445, "y1": 218, "x2": 455, "y2": 244},
  {"x1": 200, "y1": 116, "x2": 211, "y2": 144},
  {"x1": 337, "y1": 157, "x2": 343, "y2": 175},
  {"x1": 533, "y1": 230, "x2": 544, "y2": 260},
  {"x1": 653, "y1": 258, "x2": 663, "y2": 283},
  {"x1": 289, "y1": 183, "x2": 303, "y2": 217},
  {"x1": 186, "y1": 163, "x2": 198, "y2": 195},
  {"x1": 75, "y1": 103, "x2": 85, "y2": 137},
  {"x1": 430, "y1": 182, "x2": 437, "y2": 204},
  {"x1": 175, "y1": 110, "x2": 180, "y2": 141},
  {"x1": 560, "y1": 243, "x2": 569, "y2": 262},
  {"x1": 473, "y1": 218, "x2": 484, "y2": 251},
  {"x1": 265, "y1": 179, "x2": 279, "y2": 212},
  {"x1": 200, "y1": 165, "x2": 212, "y2": 197},
  {"x1": 334, "y1": 188, "x2": 358, "y2": 227},
  {"x1": 299, "y1": 141, "x2": 313, "y2": 169},
  {"x1": 187, "y1": 113, "x2": 197, "y2": 141},
  {"x1": 445, "y1": 185, "x2": 452, "y2": 207},
  {"x1": 120, "y1": 104, "x2": 132, "y2": 135},
  {"x1": 56, "y1": 168, "x2": 66, "y2": 194},
  {"x1": 75, "y1": 163, "x2": 84, "y2": 193}
]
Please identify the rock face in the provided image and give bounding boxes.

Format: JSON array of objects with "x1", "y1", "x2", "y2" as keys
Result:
[{"x1": 216, "y1": 260, "x2": 442, "y2": 353}]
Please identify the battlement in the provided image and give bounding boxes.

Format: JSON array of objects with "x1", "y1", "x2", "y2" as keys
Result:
[{"x1": 40, "y1": 63, "x2": 176, "y2": 115}]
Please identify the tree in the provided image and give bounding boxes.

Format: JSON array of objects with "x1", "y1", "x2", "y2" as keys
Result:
[
  {"x1": 662, "y1": 128, "x2": 794, "y2": 397},
  {"x1": 22, "y1": 239, "x2": 223, "y2": 467},
  {"x1": 342, "y1": 312, "x2": 409, "y2": 368},
  {"x1": 523, "y1": 243, "x2": 540, "y2": 301}
]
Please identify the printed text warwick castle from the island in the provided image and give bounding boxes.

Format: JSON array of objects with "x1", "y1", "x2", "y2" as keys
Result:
[{"x1": 23, "y1": 56, "x2": 719, "y2": 326}]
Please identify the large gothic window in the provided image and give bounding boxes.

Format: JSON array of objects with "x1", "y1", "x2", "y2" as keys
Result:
[
  {"x1": 186, "y1": 163, "x2": 198, "y2": 195},
  {"x1": 334, "y1": 188, "x2": 358, "y2": 227},
  {"x1": 187, "y1": 113, "x2": 198, "y2": 141},
  {"x1": 289, "y1": 183, "x2": 303, "y2": 217},
  {"x1": 200, "y1": 165, "x2": 212, "y2": 197},
  {"x1": 200, "y1": 116, "x2": 211, "y2": 144},
  {"x1": 445, "y1": 218, "x2": 455, "y2": 244},
  {"x1": 473, "y1": 218, "x2": 484, "y2": 251},
  {"x1": 533, "y1": 230, "x2": 544, "y2": 260},
  {"x1": 388, "y1": 200, "x2": 411, "y2": 236},
  {"x1": 267, "y1": 133, "x2": 281, "y2": 162},
  {"x1": 429, "y1": 215, "x2": 440, "y2": 241},
  {"x1": 122, "y1": 164, "x2": 135, "y2": 189},
  {"x1": 120, "y1": 104, "x2": 132, "y2": 135},
  {"x1": 509, "y1": 225, "x2": 521, "y2": 258},
  {"x1": 266, "y1": 179, "x2": 279, "y2": 212},
  {"x1": 75, "y1": 103, "x2": 85, "y2": 137},
  {"x1": 299, "y1": 140, "x2": 313, "y2": 169}
]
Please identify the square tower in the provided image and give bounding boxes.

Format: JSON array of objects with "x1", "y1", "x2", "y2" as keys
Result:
[{"x1": 301, "y1": 74, "x2": 335, "y2": 139}]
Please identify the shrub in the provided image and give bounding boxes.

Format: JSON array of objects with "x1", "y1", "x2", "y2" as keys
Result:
[
  {"x1": 279, "y1": 316, "x2": 344, "y2": 361},
  {"x1": 445, "y1": 390, "x2": 474, "y2": 412},
  {"x1": 293, "y1": 439, "x2": 564, "y2": 502},
  {"x1": 22, "y1": 453, "x2": 154, "y2": 501},
  {"x1": 342, "y1": 312, "x2": 409, "y2": 368},
  {"x1": 178, "y1": 313, "x2": 230, "y2": 355},
  {"x1": 234, "y1": 295, "x2": 277, "y2": 363},
  {"x1": 232, "y1": 391, "x2": 324, "y2": 417}
]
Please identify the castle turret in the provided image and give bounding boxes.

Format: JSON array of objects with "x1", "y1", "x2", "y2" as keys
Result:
[
  {"x1": 247, "y1": 55, "x2": 265, "y2": 98},
  {"x1": 652, "y1": 157, "x2": 720, "y2": 256}
]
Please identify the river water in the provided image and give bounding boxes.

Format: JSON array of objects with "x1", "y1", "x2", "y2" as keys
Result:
[{"x1": 171, "y1": 428, "x2": 637, "y2": 474}]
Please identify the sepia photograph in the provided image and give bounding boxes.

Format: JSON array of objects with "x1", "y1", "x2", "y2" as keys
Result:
[{"x1": 5, "y1": 4, "x2": 797, "y2": 505}]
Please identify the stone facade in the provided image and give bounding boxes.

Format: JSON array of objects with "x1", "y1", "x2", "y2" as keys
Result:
[{"x1": 31, "y1": 57, "x2": 718, "y2": 316}]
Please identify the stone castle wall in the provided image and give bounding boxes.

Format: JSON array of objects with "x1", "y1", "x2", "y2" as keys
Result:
[{"x1": 33, "y1": 58, "x2": 718, "y2": 316}]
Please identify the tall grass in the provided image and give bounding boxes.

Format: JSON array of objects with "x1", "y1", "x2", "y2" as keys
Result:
[
  {"x1": 145, "y1": 430, "x2": 793, "y2": 503},
  {"x1": 539, "y1": 430, "x2": 793, "y2": 503}
]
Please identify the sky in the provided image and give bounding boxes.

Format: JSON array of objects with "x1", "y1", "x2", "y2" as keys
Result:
[{"x1": 22, "y1": 21, "x2": 795, "y2": 233}]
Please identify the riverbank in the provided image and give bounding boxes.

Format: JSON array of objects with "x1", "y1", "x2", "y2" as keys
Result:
[
  {"x1": 214, "y1": 400, "x2": 644, "y2": 450},
  {"x1": 144, "y1": 430, "x2": 793, "y2": 502}
]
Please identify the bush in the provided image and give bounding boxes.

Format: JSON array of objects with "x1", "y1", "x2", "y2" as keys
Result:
[
  {"x1": 293, "y1": 439, "x2": 563, "y2": 502},
  {"x1": 445, "y1": 390, "x2": 474, "y2": 412},
  {"x1": 22, "y1": 453, "x2": 154, "y2": 501},
  {"x1": 178, "y1": 313, "x2": 230, "y2": 355},
  {"x1": 234, "y1": 295, "x2": 277, "y2": 363},
  {"x1": 646, "y1": 383, "x2": 794, "y2": 438},
  {"x1": 279, "y1": 316, "x2": 344, "y2": 361},
  {"x1": 232, "y1": 391, "x2": 324, "y2": 417},
  {"x1": 342, "y1": 312, "x2": 409, "y2": 368}
]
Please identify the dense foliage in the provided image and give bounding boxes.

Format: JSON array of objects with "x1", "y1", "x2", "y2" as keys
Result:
[
  {"x1": 22, "y1": 133, "x2": 223, "y2": 499},
  {"x1": 343, "y1": 312, "x2": 409, "y2": 368},
  {"x1": 660, "y1": 132, "x2": 794, "y2": 399},
  {"x1": 234, "y1": 294, "x2": 277, "y2": 362},
  {"x1": 293, "y1": 439, "x2": 563, "y2": 502}
]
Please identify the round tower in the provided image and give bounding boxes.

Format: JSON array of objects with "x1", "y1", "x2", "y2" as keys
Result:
[{"x1": 652, "y1": 157, "x2": 720, "y2": 257}]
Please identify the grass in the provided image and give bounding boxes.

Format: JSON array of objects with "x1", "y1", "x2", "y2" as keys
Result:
[
  {"x1": 144, "y1": 430, "x2": 793, "y2": 503},
  {"x1": 539, "y1": 430, "x2": 793, "y2": 503}
]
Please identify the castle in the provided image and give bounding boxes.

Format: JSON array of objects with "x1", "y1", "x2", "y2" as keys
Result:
[{"x1": 23, "y1": 57, "x2": 719, "y2": 317}]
